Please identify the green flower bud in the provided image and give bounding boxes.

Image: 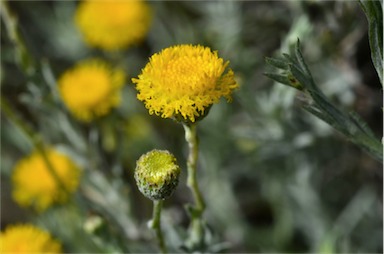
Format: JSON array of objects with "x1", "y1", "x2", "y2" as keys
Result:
[{"x1": 135, "y1": 150, "x2": 180, "y2": 200}]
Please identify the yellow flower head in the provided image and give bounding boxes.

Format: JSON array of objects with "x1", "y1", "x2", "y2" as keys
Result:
[
  {"x1": 75, "y1": 0, "x2": 152, "y2": 51},
  {"x1": 132, "y1": 44, "x2": 239, "y2": 123},
  {"x1": 58, "y1": 59, "x2": 125, "y2": 122},
  {"x1": 12, "y1": 149, "x2": 81, "y2": 212},
  {"x1": 0, "y1": 224, "x2": 62, "y2": 253}
]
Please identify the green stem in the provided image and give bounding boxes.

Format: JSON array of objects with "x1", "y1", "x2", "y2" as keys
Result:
[
  {"x1": 182, "y1": 123, "x2": 206, "y2": 246},
  {"x1": 183, "y1": 123, "x2": 205, "y2": 213},
  {"x1": 1, "y1": 0, "x2": 35, "y2": 75},
  {"x1": 1, "y1": 97, "x2": 68, "y2": 194},
  {"x1": 149, "y1": 200, "x2": 167, "y2": 254}
]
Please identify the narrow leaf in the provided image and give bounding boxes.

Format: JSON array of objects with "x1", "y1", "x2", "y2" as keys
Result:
[
  {"x1": 303, "y1": 104, "x2": 344, "y2": 132},
  {"x1": 265, "y1": 57, "x2": 289, "y2": 70},
  {"x1": 294, "y1": 39, "x2": 312, "y2": 77},
  {"x1": 359, "y1": 0, "x2": 383, "y2": 85},
  {"x1": 309, "y1": 91, "x2": 348, "y2": 132},
  {"x1": 282, "y1": 53, "x2": 298, "y2": 65},
  {"x1": 264, "y1": 72, "x2": 292, "y2": 87},
  {"x1": 348, "y1": 111, "x2": 379, "y2": 140},
  {"x1": 289, "y1": 63, "x2": 310, "y2": 88}
]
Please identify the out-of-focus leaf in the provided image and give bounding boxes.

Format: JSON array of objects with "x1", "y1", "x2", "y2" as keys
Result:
[
  {"x1": 0, "y1": 1, "x2": 35, "y2": 75},
  {"x1": 264, "y1": 73, "x2": 292, "y2": 87},
  {"x1": 265, "y1": 57, "x2": 289, "y2": 70},
  {"x1": 359, "y1": 0, "x2": 383, "y2": 85}
]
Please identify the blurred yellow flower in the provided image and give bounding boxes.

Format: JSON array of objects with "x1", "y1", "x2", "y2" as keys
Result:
[
  {"x1": 12, "y1": 149, "x2": 81, "y2": 212},
  {"x1": 75, "y1": 0, "x2": 151, "y2": 51},
  {"x1": 58, "y1": 59, "x2": 125, "y2": 122},
  {"x1": 132, "y1": 44, "x2": 239, "y2": 122},
  {"x1": 0, "y1": 224, "x2": 62, "y2": 253}
]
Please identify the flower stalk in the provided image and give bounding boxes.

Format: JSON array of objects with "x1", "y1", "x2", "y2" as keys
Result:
[
  {"x1": 135, "y1": 149, "x2": 180, "y2": 252},
  {"x1": 183, "y1": 123, "x2": 205, "y2": 213},
  {"x1": 0, "y1": 1, "x2": 35, "y2": 75},
  {"x1": 1, "y1": 96, "x2": 69, "y2": 195},
  {"x1": 183, "y1": 123, "x2": 206, "y2": 246},
  {"x1": 149, "y1": 200, "x2": 167, "y2": 254}
]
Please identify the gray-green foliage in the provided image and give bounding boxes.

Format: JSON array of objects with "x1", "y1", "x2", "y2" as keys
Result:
[
  {"x1": 266, "y1": 40, "x2": 382, "y2": 162},
  {"x1": 1, "y1": 1, "x2": 382, "y2": 253},
  {"x1": 359, "y1": 0, "x2": 383, "y2": 85}
]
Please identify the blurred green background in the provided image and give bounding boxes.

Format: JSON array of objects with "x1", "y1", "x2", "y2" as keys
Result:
[{"x1": 1, "y1": 0, "x2": 382, "y2": 253}]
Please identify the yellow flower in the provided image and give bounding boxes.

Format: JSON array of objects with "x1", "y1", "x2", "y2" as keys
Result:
[
  {"x1": 0, "y1": 224, "x2": 62, "y2": 253},
  {"x1": 12, "y1": 148, "x2": 81, "y2": 212},
  {"x1": 58, "y1": 59, "x2": 125, "y2": 122},
  {"x1": 75, "y1": 0, "x2": 152, "y2": 51},
  {"x1": 132, "y1": 44, "x2": 239, "y2": 123}
]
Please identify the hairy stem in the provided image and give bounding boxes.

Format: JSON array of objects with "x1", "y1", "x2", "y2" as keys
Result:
[
  {"x1": 183, "y1": 124, "x2": 205, "y2": 213},
  {"x1": 183, "y1": 123, "x2": 206, "y2": 246},
  {"x1": 149, "y1": 200, "x2": 167, "y2": 254}
]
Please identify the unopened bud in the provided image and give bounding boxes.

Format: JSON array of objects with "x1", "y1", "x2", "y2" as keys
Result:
[{"x1": 135, "y1": 150, "x2": 180, "y2": 200}]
